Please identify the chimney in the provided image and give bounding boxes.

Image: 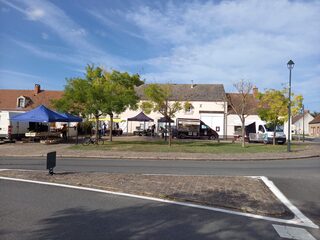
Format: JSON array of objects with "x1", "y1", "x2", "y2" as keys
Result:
[
  {"x1": 34, "y1": 84, "x2": 41, "y2": 95},
  {"x1": 252, "y1": 86, "x2": 258, "y2": 98}
]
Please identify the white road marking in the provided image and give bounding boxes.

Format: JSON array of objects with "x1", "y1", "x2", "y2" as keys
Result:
[
  {"x1": 273, "y1": 224, "x2": 317, "y2": 240},
  {"x1": 260, "y1": 176, "x2": 318, "y2": 229},
  {"x1": 0, "y1": 175, "x2": 318, "y2": 229}
]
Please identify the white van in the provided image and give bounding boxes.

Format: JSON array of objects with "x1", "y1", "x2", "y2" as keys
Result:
[
  {"x1": 245, "y1": 121, "x2": 286, "y2": 144},
  {"x1": 0, "y1": 111, "x2": 29, "y2": 139}
]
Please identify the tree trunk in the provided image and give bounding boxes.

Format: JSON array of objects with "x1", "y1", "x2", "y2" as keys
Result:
[
  {"x1": 95, "y1": 115, "x2": 99, "y2": 143},
  {"x1": 241, "y1": 118, "x2": 246, "y2": 148},
  {"x1": 109, "y1": 113, "x2": 113, "y2": 142},
  {"x1": 168, "y1": 120, "x2": 172, "y2": 147}
]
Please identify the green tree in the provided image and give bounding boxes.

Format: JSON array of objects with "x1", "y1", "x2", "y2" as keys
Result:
[
  {"x1": 141, "y1": 84, "x2": 182, "y2": 146},
  {"x1": 258, "y1": 88, "x2": 303, "y2": 145},
  {"x1": 53, "y1": 65, "x2": 143, "y2": 141}
]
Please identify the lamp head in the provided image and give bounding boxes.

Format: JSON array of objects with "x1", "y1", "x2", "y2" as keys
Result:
[{"x1": 287, "y1": 60, "x2": 295, "y2": 69}]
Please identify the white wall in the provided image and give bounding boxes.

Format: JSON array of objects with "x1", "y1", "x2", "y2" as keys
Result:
[
  {"x1": 226, "y1": 114, "x2": 263, "y2": 136},
  {"x1": 292, "y1": 113, "x2": 314, "y2": 135},
  {"x1": 119, "y1": 100, "x2": 226, "y2": 134}
]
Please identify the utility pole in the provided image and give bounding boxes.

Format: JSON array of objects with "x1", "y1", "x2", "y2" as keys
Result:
[
  {"x1": 302, "y1": 104, "x2": 305, "y2": 142},
  {"x1": 287, "y1": 60, "x2": 294, "y2": 152}
]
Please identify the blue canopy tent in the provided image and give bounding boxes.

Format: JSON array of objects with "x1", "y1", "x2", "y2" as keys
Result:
[
  {"x1": 10, "y1": 105, "x2": 82, "y2": 142},
  {"x1": 58, "y1": 112, "x2": 82, "y2": 123},
  {"x1": 11, "y1": 105, "x2": 68, "y2": 123}
]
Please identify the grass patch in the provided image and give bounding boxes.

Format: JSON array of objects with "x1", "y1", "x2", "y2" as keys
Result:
[{"x1": 70, "y1": 140, "x2": 304, "y2": 154}]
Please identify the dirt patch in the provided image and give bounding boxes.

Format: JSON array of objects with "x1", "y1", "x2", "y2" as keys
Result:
[{"x1": 0, "y1": 170, "x2": 293, "y2": 219}]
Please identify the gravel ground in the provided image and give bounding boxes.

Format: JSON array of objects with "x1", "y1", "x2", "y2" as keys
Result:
[{"x1": 0, "y1": 170, "x2": 293, "y2": 218}]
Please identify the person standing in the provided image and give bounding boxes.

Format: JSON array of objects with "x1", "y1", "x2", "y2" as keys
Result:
[
  {"x1": 61, "y1": 124, "x2": 68, "y2": 142},
  {"x1": 102, "y1": 122, "x2": 107, "y2": 136},
  {"x1": 151, "y1": 124, "x2": 156, "y2": 137}
]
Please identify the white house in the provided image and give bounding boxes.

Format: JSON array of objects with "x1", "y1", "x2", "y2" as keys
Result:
[
  {"x1": 119, "y1": 84, "x2": 228, "y2": 138},
  {"x1": 118, "y1": 84, "x2": 266, "y2": 139},
  {"x1": 225, "y1": 88, "x2": 262, "y2": 137},
  {"x1": 292, "y1": 111, "x2": 314, "y2": 135}
]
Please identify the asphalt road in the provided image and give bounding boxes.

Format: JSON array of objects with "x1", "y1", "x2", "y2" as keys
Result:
[{"x1": 1, "y1": 156, "x2": 319, "y2": 239}]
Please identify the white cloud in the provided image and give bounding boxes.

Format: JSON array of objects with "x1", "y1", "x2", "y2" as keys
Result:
[
  {"x1": 2, "y1": 0, "x2": 94, "y2": 52},
  {"x1": 0, "y1": 69, "x2": 58, "y2": 89},
  {"x1": 126, "y1": 0, "x2": 320, "y2": 110},
  {"x1": 12, "y1": 39, "x2": 84, "y2": 65},
  {"x1": 87, "y1": 9, "x2": 144, "y2": 40},
  {"x1": 2, "y1": 0, "x2": 128, "y2": 71},
  {"x1": 26, "y1": 7, "x2": 45, "y2": 20}
]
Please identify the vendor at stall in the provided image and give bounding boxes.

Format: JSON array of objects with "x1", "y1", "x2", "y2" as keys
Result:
[{"x1": 61, "y1": 124, "x2": 68, "y2": 141}]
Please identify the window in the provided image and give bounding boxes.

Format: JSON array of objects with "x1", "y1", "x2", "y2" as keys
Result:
[
  {"x1": 258, "y1": 125, "x2": 265, "y2": 133},
  {"x1": 234, "y1": 126, "x2": 242, "y2": 135},
  {"x1": 17, "y1": 97, "x2": 25, "y2": 108}
]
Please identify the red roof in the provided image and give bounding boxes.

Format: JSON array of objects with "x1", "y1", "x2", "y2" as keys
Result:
[
  {"x1": 0, "y1": 88, "x2": 63, "y2": 111},
  {"x1": 309, "y1": 115, "x2": 320, "y2": 124},
  {"x1": 226, "y1": 93, "x2": 259, "y2": 115}
]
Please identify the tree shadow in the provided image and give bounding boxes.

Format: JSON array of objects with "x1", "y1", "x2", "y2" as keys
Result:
[{"x1": 25, "y1": 203, "x2": 283, "y2": 240}]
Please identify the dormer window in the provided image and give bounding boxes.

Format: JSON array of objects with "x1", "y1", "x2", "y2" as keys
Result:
[
  {"x1": 185, "y1": 105, "x2": 194, "y2": 114},
  {"x1": 184, "y1": 101, "x2": 194, "y2": 114},
  {"x1": 17, "y1": 96, "x2": 26, "y2": 108}
]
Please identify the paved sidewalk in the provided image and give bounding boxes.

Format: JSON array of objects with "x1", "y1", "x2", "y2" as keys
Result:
[{"x1": 0, "y1": 141, "x2": 319, "y2": 160}]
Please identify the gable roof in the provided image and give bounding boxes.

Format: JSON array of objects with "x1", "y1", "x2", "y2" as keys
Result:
[
  {"x1": 0, "y1": 89, "x2": 63, "y2": 111},
  {"x1": 309, "y1": 115, "x2": 320, "y2": 124},
  {"x1": 135, "y1": 84, "x2": 226, "y2": 101},
  {"x1": 292, "y1": 111, "x2": 313, "y2": 124},
  {"x1": 226, "y1": 93, "x2": 259, "y2": 115}
]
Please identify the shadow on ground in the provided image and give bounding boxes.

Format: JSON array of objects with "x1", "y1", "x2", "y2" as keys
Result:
[{"x1": 25, "y1": 204, "x2": 282, "y2": 240}]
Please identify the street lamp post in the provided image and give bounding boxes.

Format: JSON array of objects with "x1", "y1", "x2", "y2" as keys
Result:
[
  {"x1": 287, "y1": 60, "x2": 295, "y2": 152},
  {"x1": 302, "y1": 104, "x2": 305, "y2": 142}
]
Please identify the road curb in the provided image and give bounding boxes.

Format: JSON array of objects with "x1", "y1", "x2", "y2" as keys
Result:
[{"x1": 1, "y1": 153, "x2": 319, "y2": 161}]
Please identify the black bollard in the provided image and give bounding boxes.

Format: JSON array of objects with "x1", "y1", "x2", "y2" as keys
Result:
[{"x1": 46, "y1": 151, "x2": 56, "y2": 175}]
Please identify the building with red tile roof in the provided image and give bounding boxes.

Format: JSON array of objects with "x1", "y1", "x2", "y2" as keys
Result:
[{"x1": 0, "y1": 84, "x2": 63, "y2": 111}]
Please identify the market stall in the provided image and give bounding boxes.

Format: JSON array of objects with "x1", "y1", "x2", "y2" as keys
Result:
[{"x1": 127, "y1": 112, "x2": 154, "y2": 136}]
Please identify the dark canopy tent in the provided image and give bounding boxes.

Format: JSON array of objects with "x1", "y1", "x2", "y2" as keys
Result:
[
  {"x1": 158, "y1": 116, "x2": 174, "y2": 123},
  {"x1": 127, "y1": 112, "x2": 154, "y2": 135},
  {"x1": 127, "y1": 112, "x2": 154, "y2": 122},
  {"x1": 11, "y1": 105, "x2": 68, "y2": 123}
]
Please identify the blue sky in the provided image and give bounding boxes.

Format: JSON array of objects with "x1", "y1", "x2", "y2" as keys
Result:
[{"x1": 0, "y1": 0, "x2": 319, "y2": 111}]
